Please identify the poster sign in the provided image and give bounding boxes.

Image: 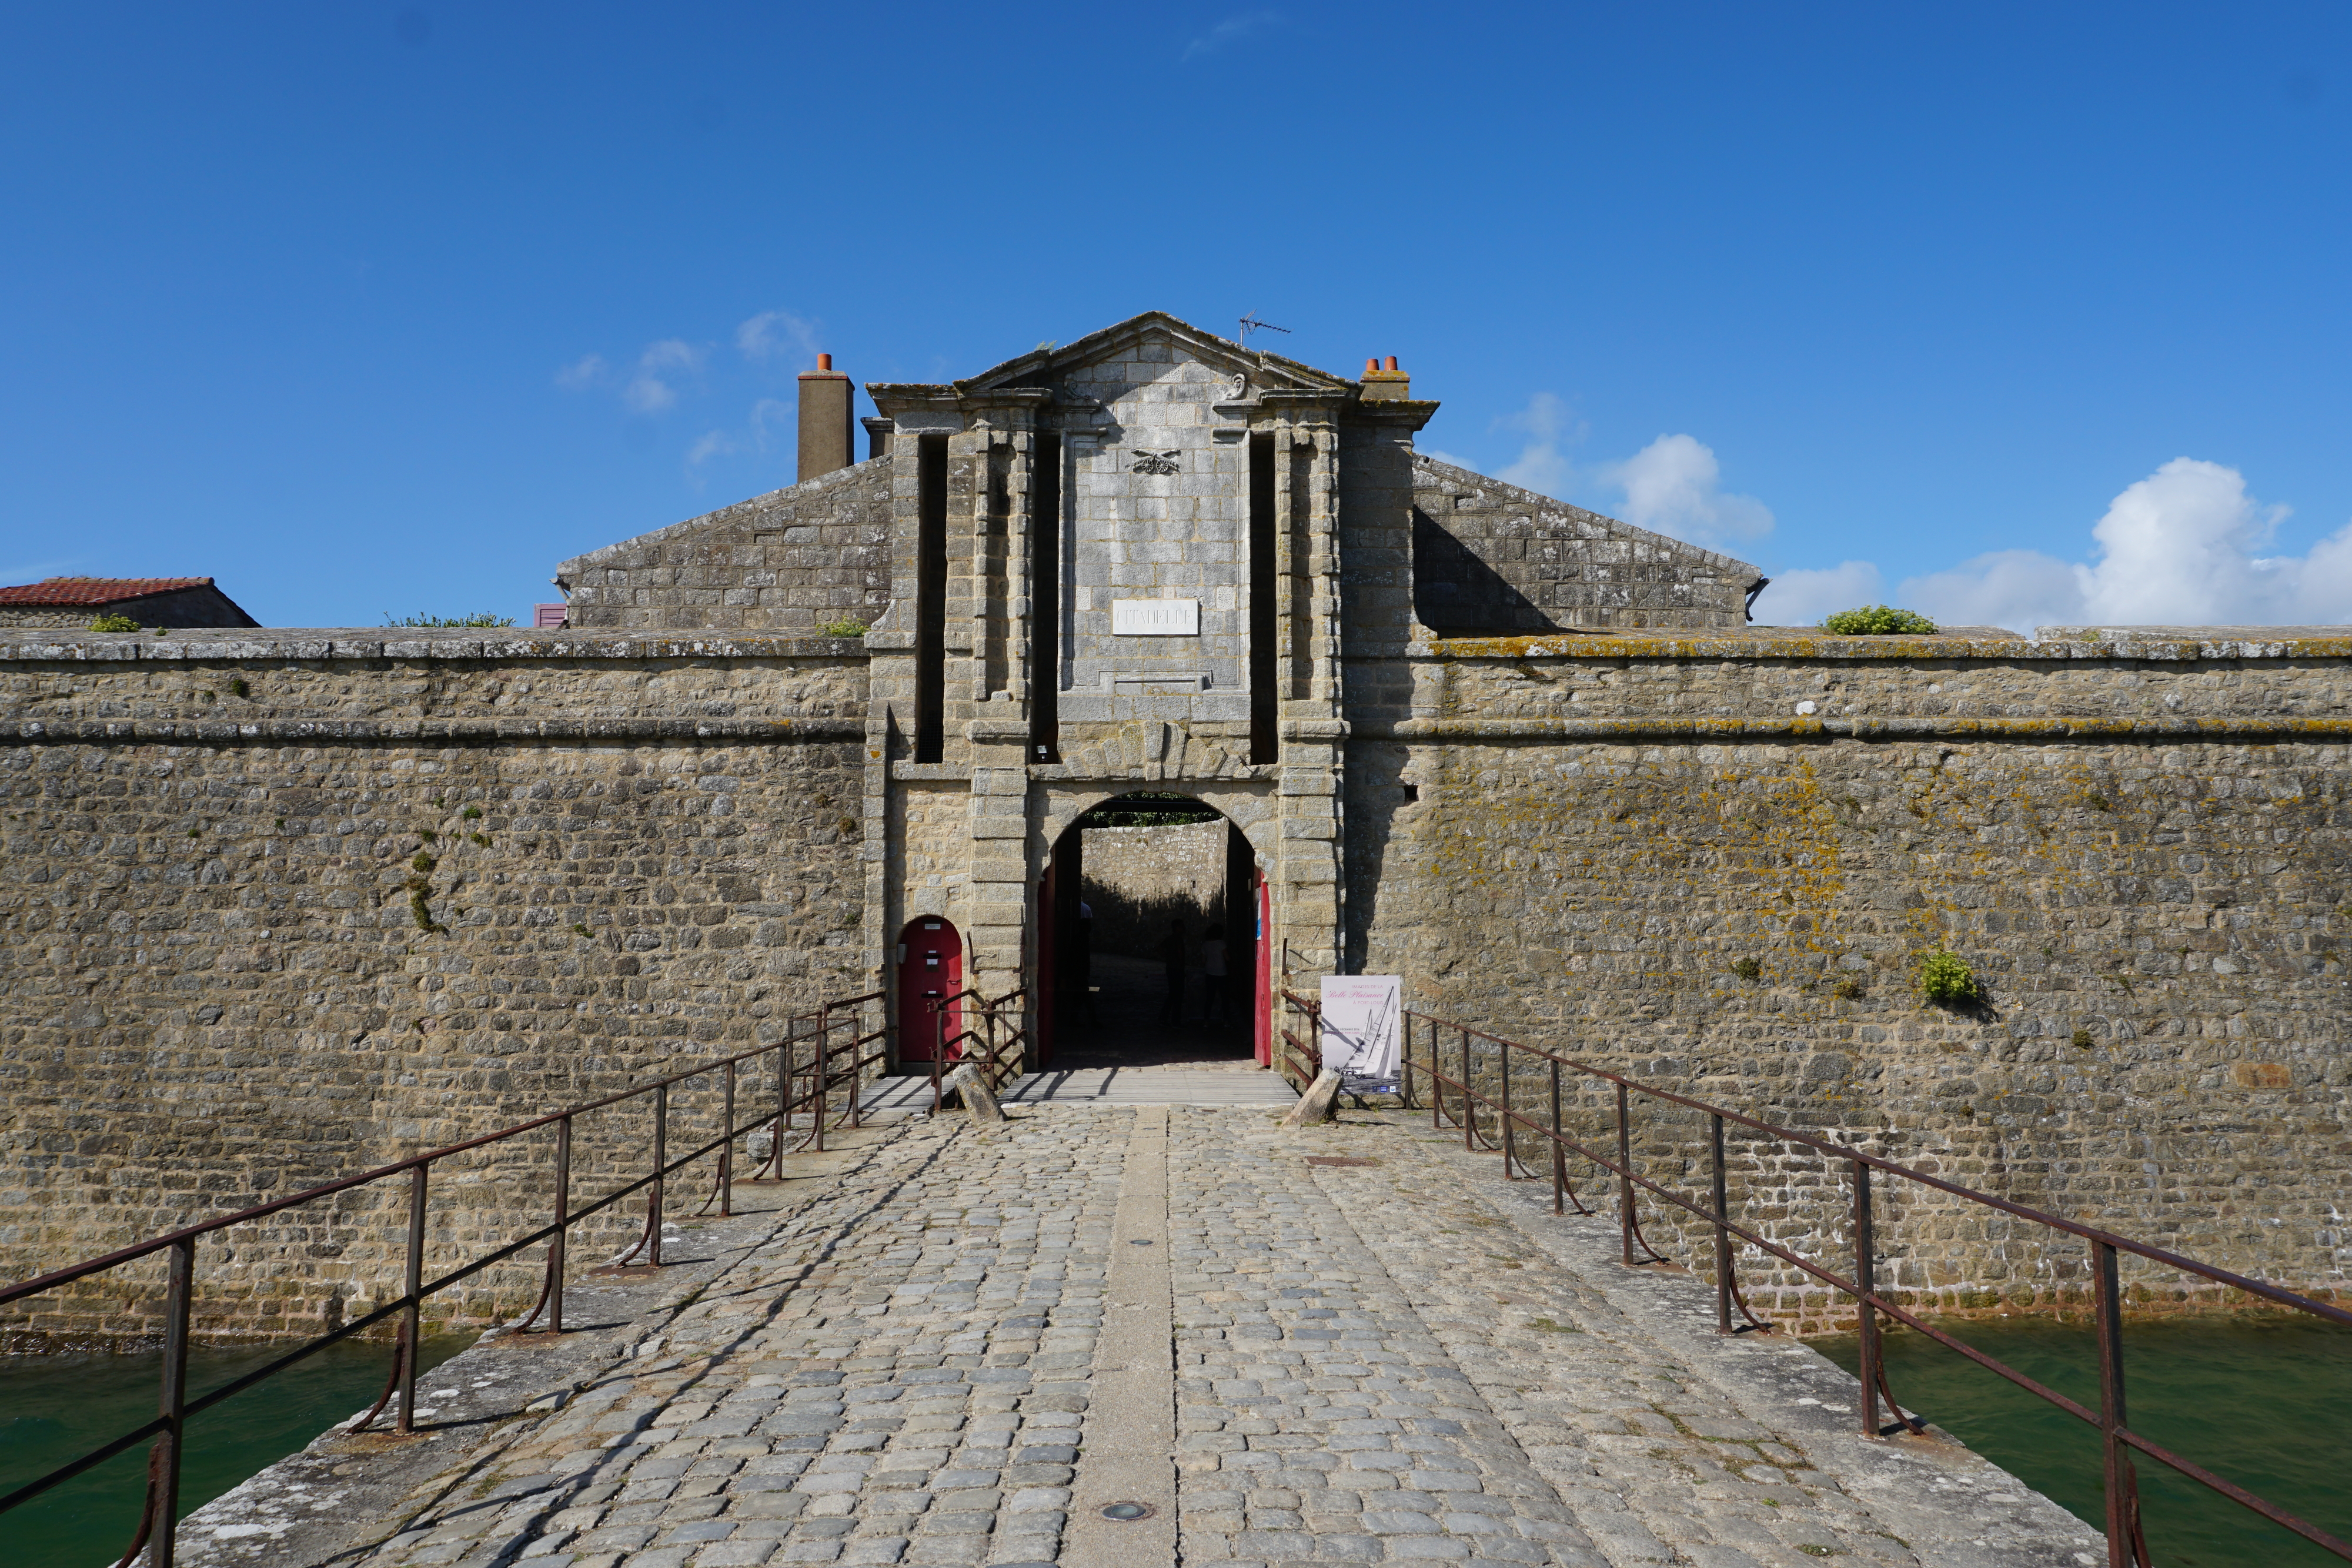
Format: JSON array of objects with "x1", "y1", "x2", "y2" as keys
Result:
[{"x1": 1321, "y1": 975, "x2": 1402, "y2": 1094}]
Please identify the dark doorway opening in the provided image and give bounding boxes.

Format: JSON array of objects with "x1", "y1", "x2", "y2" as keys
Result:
[{"x1": 1037, "y1": 794, "x2": 1265, "y2": 1071}]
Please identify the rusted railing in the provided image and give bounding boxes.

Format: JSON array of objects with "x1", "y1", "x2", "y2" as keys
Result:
[
  {"x1": 927, "y1": 985, "x2": 1029, "y2": 1110},
  {"x1": 0, "y1": 988, "x2": 886, "y2": 1568},
  {"x1": 1403, "y1": 1007, "x2": 2352, "y2": 1568},
  {"x1": 1274, "y1": 984, "x2": 1322, "y2": 1089}
]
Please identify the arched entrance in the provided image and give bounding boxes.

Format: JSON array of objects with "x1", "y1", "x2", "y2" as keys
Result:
[
  {"x1": 1034, "y1": 792, "x2": 1268, "y2": 1070},
  {"x1": 896, "y1": 915, "x2": 961, "y2": 1063}
]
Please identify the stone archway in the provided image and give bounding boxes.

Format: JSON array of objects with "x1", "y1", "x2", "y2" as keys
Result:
[{"x1": 1031, "y1": 788, "x2": 1269, "y2": 1071}]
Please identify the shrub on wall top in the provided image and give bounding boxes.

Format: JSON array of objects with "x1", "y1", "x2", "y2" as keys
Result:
[
  {"x1": 384, "y1": 611, "x2": 517, "y2": 628},
  {"x1": 1821, "y1": 606, "x2": 1939, "y2": 635}
]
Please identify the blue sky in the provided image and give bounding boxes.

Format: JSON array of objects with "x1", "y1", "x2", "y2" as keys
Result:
[{"x1": 4, "y1": 3, "x2": 2348, "y2": 631}]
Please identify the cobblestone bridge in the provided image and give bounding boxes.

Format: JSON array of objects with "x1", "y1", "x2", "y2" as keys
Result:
[{"x1": 174, "y1": 1104, "x2": 2101, "y2": 1568}]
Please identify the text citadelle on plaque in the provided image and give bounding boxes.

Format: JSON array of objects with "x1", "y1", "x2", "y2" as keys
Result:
[{"x1": 1110, "y1": 599, "x2": 1200, "y2": 636}]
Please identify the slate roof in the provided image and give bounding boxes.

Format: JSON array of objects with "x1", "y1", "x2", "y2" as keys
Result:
[{"x1": 0, "y1": 576, "x2": 218, "y2": 606}]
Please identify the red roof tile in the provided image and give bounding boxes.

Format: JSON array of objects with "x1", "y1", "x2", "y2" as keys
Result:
[{"x1": 0, "y1": 576, "x2": 216, "y2": 607}]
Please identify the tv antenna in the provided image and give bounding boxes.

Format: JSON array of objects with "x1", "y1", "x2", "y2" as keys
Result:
[{"x1": 1237, "y1": 312, "x2": 1290, "y2": 347}]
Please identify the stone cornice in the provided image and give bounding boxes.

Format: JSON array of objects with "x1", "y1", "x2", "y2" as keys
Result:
[
  {"x1": 864, "y1": 385, "x2": 960, "y2": 422},
  {"x1": 1340, "y1": 399, "x2": 1441, "y2": 432},
  {"x1": 1416, "y1": 633, "x2": 2352, "y2": 663},
  {"x1": 0, "y1": 633, "x2": 873, "y2": 664},
  {"x1": 0, "y1": 716, "x2": 865, "y2": 745},
  {"x1": 1357, "y1": 714, "x2": 2352, "y2": 743}
]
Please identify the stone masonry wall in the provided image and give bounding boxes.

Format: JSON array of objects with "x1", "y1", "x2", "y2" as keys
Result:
[
  {"x1": 1344, "y1": 631, "x2": 2352, "y2": 1327},
  {"x1": 556, "y1": 456, "x2": 893, "y2": 634},
  {"x1": 1079, "y1": 821, "x2": 1226, "y2": 960},
  {"x1": 0, "y1": 630, "x2": 871, "y2": 1346},
  {"x1": 1409, "y1": 457, "x2": 1759, "y2": 634}
]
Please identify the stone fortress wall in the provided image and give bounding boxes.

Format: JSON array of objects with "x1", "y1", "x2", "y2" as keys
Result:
[
  {"x1": 556, "y1": 457, "x2": 895, "y2": 635},
  {"x1": 0, "y1": 630, "x2": 870, "y2": 1346},
  {"x1": 5, "y1": 307, "x2": 2349, "y2": 1345},
  {"x1": 1078, "y1": 821, "x2": 1228, "y2": 961},
  {"x1": 1343, "y1": 630, "x2": 2352, "y2": 1325},
  {"x1": 8, "y1": 626, "x2": 2347, "y2": 1338}
]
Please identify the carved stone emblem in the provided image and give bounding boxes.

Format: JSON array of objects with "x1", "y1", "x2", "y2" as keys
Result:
[
  {"x1": 1226, "y1": 370, "x2": 1247, "y2": 400},
  {"x1": 1130, "y1": 450, "x2": 1181, "y2": 475}
]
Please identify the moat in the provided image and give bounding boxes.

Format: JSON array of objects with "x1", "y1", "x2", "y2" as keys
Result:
[
  {"x1": 1, "y1": 1336, "x2": 472, "y2": 1566},
  {"x1": 9, "y1": 1312, "x2": 2345, "y2": 1566}
]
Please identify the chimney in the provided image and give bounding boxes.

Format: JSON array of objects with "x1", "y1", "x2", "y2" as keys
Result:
[
  {"x1": 797, "y1": 353, "x2": 855, "y2": 482},
  {"x1": 1361, "y1": 353, "x2": 1411, "y2": 400}
]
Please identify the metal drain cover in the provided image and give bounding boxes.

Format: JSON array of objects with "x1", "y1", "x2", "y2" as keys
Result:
[{"x1": 1099, "y1": 1502, "x2": 1157, "y2": 1521}]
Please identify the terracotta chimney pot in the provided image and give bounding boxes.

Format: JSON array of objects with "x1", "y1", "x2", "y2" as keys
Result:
[{"x1": 1361, "y1": 353, "x2": 1412, "y2": 401}]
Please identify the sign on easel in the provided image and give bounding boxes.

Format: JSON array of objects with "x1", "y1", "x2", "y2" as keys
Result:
[{"x1": 1321, "y1": 975, "x2": 1402, "y2": 1094}]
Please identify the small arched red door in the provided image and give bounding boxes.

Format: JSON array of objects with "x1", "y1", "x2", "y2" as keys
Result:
[{"x1": 897, "y1": 917, "x2": 961, "y2": 1063}]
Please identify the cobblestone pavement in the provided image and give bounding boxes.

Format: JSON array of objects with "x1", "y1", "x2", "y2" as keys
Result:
[{"x1": 333, "y1": 1106, "x2": 2099, "y2": 1568}]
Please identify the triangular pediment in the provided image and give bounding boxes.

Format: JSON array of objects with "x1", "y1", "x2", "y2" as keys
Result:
[{"x1": 958, "y1": 312, "x2": 1354, "y2": 396}]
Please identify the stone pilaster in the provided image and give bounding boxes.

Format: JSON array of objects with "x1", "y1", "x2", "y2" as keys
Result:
[{"x1": 1260, "y1": 394, "x2": 1349, "y2": 976}]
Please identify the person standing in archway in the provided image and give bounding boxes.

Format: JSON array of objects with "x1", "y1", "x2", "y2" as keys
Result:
[
  {"x1": 1158, "y1": 918, "x2": 1186, "y2": 1025},
  {"x1": 1201, "y1": 922, "x2": 1229, "y2": 1027},
  {"x1": 1073, "y1": 899, "x2": 1099, "y2": 1024}
]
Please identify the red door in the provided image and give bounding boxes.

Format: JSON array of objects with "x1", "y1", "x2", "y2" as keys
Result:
[
  {"x1": 1253, "y1": 874, "x2": 1272, "y2": 1067},
  {"x1": 897, "y1": 917, "x2": 961, "y2": 1063},
  {"x1": 1035, "y1": 866, "x2": 1055, "y2": 1069}
]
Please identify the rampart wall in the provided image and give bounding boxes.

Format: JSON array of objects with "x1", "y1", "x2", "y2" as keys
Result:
[
  {"x1": 1345, "y1": 631, "x2": 2352, "y2": 1327},
  {"x1": 8, "y1": 624, "x2": 2352, "y2": 1342},
  {"x1": 1080, "y1": 821, "x2": 1228, "y2": 960},
  {"x1": 0, "y1": 630, "x2": 871, "y2": 1347}
]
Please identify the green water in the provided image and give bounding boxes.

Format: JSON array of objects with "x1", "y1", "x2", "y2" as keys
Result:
[
  {"x1": 1819, "y1": 1315, "x2": 2352, "y2": 1567},
  {"x1": 0, "y1": 1335, "x2": 472, "y2": 1567}
]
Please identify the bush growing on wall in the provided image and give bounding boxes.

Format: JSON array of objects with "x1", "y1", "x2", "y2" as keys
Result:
[
  {"x1": 1821, "y1": 606, "x2": 1938, "y2": 635},
  {"x1": 1916, "y1": 948, "x2": 1980, "y2": 1005},
  {"x1": 384, "y1": 611, "x2": 517, "y2": 628}
]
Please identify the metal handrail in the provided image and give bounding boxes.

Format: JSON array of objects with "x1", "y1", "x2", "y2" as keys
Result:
[
  {"x1": 1401, "y1": 1007, "x2": 2352, "y2": 1568},
  {"x1": 0, "y1": 987, "x2": 886, "y2": 1568},
  {"x1": 1274, "y1": 985, "x2": 1321, "y2": 1089},
  {"x1": 926, "y1": 985, "x2": 1029, "y2": 1110}
]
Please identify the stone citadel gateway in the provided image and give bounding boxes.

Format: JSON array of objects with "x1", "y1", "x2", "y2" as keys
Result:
[{"x1": 4, "y1": 311, "x2": 2350, "y2": 1342}]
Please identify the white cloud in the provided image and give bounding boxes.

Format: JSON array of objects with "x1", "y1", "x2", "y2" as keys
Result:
[
  {"x1": 1493, "y1": 392, "x2": 1579, "y2": 497},
  {"x1": 737, "y1": 309, "x2": 820, "y2": 366},
  {"x1": 623, "y1": 339, "x2": 704, "y2": 414},
  {"x1": 686, "y1": 430, "x2": 734, "y2": 469},
  {"x1": 624, "y1": 377, "x2": 677, "y2": 414},
  {"x1": 1181, "y1": 11, "x2": 1281, "y2": 61},
  {"x1": 557, "y1": 339, "x2": 710, "y2": 414},
  {"x1": 554, "y1": 353, "x2": 608, "y2": 390},
  {"x1": 1472, "y1": 397, "x2": 1770, "y2": 555},
  {"x1": 1748, "y1": 562, "x2": 1886, "y2": 626},
  {"x1": 1599, "y1": 433, "x2": 1774, "y2": 550},
  {"x1": 1763, "y1": 457, "x2": 2352, "y2": 635},
  {"x1": 750, "y1": 397, "x2": 794, "y2": 453},
  {"x1": 1897, "y1": 549, "x2": 2086, "y2": 634}
]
